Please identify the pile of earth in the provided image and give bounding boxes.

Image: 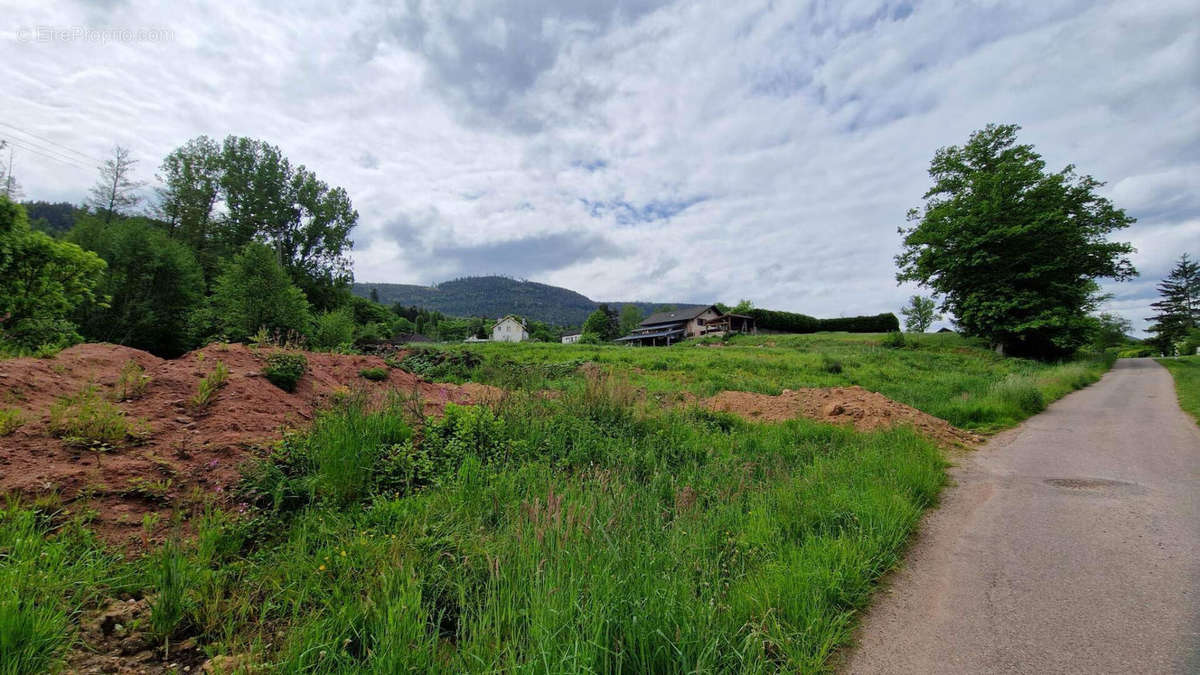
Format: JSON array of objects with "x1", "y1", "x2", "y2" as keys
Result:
[
  {"x1": 0, "y1": 342, "x2": 501, "y2": 549},
  {"x1": 702, "y1": 386, "x2": 981, "y2": 449}
]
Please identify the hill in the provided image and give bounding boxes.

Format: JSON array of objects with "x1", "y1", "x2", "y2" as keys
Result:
[{"x1": 353, "y1": 276, "x2": 673, "y2": 327}]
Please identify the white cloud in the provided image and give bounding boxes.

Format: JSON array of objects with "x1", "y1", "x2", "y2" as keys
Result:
[{"x1": 1, "y1": 0, "x2": 1197, "y2": 333}]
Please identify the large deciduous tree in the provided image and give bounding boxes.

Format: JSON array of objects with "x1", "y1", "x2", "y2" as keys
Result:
[
  {"x1": 209, "y1": 242, "x2": 312, "y2": 341},
  {"x1": 1146, "y1": 253, "x2": 1199, "y2": 354},
  {"x1": 896, "y1": 124, "x2": 1136, "y2": 358},
  {"x1": 156, "y1": 136, "x2": 223, "y2": 276},
  {"x1": 88, "y1": 146, "x2": 145, "y2": 223},
  {"x1": 0, "y1": 198, "x2": 106, "y2": 349},
  {"x1": 69, "y1": 215, "x2": 205, "y2": 357}
]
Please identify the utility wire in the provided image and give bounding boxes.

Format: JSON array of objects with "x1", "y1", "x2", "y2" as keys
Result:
[
  {"x1": 3, "y1": 137, "x2": 93, "y2": 171},
  {"x1": 0, "y1": 121, "x2": 98, "y2": 163}
]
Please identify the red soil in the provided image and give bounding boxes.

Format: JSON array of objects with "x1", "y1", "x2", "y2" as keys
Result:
[
  {"x1": 702, "y1": 386, "x2": 981, "y2": 449},
  {"x1": 0, "y1": 342, "x2": 498, "y2": 549}
]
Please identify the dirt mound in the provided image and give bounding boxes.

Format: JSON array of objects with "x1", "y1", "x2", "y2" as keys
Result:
[
  {"x1": 702, "y1": 386, "x2": 981, "y2": 449},
  {"x1": 0, "y1": 343, "x2": 494, "y2": 549}
]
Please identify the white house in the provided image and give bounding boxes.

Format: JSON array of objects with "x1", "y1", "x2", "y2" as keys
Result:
[
  {"x1": 561, "y1": 333, "x2": 581, "y2": 344},
  {"x1": 492, "y1": 315, "x2": 529, "y2": 343}
]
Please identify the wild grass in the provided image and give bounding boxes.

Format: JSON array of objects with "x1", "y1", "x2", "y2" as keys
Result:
[
  {"x1": 48, "y1": 385, "x2": 145, "y2": 446},
  {"x1": 0, "y1": 408, "x2": 22, "y2": 436},
  {"x1": 358, "y1": 366, "x2": 389, "y2": 381},
  {"x1": 113, "y1": 359, "x2": 151, "y2": 401},
  {"x1": 1156, "y1": 356, "x2": 1200, "y2": 424},
  {"x1": 188, "y1": 361, "x2": 229, "y2": 410},
  {"x1": 447, "y1": 332, "x2": 1113, "y2": 432},
  {"x1": 263, "y1": 352, "x2": 307, "y2": 392}
]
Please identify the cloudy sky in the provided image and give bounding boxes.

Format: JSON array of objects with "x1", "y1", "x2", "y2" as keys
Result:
[{"x1": 2, "y1": 0, "x2": 1197, "y2": 331}]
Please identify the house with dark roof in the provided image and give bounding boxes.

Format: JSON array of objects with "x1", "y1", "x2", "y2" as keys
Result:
[{"x1": 615, "y1": 305, "x2": 756, "y2": 346}]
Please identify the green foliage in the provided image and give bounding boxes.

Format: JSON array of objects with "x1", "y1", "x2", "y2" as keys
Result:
[
  {"x1": 1146, "y1": 253, "x2": 1199, "y2": 354},
  {"x1": 1117, "y1": 346, "x2": 1156, "y2": 358},
  {"x1": 48, "y1": 386, "x2": 143, "y2": 447},
  {"x1": 263, "y1": 352, "x2": 307, "y2": 392},
  {"x1": 746, "y1": 308, "x2": 900, "y2": 334},
  {"x1": 148, "y1": 541, "x2": 194, "y2": 643},
  {"x1": 820, "y1": 355, "x2": 844, "y2": 373},
  {"x1": 618, "y1": 304, "x2": 644, "y2": 336},
  {"x1": 310, "y1": 307, "x2": 356, "y2": 352},
  {"x1": 21, "y1": 201, "x2": 76, "y2": 235},
  {"x1": 901, "y1": 295, "x2": 941, "y2": 332},
  {"x1": 209, "y1": 242, "x2": 312, "y2": 341},
  {"x1": 1156, "y1": 356, "x2": 1200, "y2": 423},
  {"x1": 113, "y1": 360, "x2": 151, "y2": 401},
  {"x1": 189, "y1": 361, "x2": 230, "y2": 410},
  {"x1": 1091, "y1": 312, "x2": 1133, "y2": 351},
  {"x1": 69, "y1": 216, "x2": 205, "y2": 357},
  {"x1": 0, "y1": 198, "x2": 106, "y2": 351},
  {"x1": 358, "y1": 367, "x2": 388, "y2": 381},
  {"x1": 0, "y1": 408, "x2": 21, "y2": 436},
  {"x1": 582, "y1": 304, "x2": 620, "y2": 341},
  {"x1": 881, "y1": 330, "x2": 907, "y2": 349},
  {"x1": 897, "y1": 124, "x2": 1137, "y2": 359},
  {"x1": 392, "y1": 348, "x2": 482, "y2": 381}
]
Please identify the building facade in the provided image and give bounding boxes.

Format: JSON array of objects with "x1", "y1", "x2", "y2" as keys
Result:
[{"x1": 491, "y1": 315, "x2": 529, "y2": 342}]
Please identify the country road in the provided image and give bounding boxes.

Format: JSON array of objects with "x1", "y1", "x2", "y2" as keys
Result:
[{"x1": 844, "y1": 358, "x2": 1200, "y2": 674}]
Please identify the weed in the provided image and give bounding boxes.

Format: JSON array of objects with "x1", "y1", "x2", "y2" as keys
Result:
[
  {"x1": 149, "y1": 541, "x2": 194, "y2": 650},
  {"x1": 881, "y1": 331, "x2": 907, "y2": 348},
  {"x1": 359, "y1": 366, "x2": 389, "y2": 382},
  {"x1": 113, "y1": 360, "x2": 151, "y2": 401},
  {"x1": 49, "y1": 386, "x2": 140, "y2": 447},
  {"x1": 263, "y1": 352, "x2": 307, "y2": 392},
  {"x1": 820, "y1": 354, "x2": 844, "y2": 374},
  {"x1": 0, "y1": 408, "x2": 22, "y2": 436},
  {"x1": 189, "y1": 362, "x2": 230, "y2": 410}
]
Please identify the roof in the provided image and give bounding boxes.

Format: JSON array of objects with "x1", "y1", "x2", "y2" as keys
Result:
[
  {"x1": 615, "y1": 327, "x2": 686, "y2": 342},
  {"x1": 640, "y1": 305, "x2": 716, "y2": 327},
  {"x1": 495, "y1": 315, "x2": 527, "y2": 328}
]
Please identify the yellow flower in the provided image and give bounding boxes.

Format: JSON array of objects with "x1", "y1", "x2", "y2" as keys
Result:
[
  {"x1": 340, "y1": 550, "x2": 347, "y2": 557},
  {"x1": 318, "y1": 564, "x2": 326, "y2": 571}
]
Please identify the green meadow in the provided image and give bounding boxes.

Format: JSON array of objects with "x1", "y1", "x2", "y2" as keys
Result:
[
  {"x1": 2, "y1": 333, "x2": 1114, "y2": 673},
  {"x1": 1157, "y1": 356, "x2": 1200, "y2": 424}
]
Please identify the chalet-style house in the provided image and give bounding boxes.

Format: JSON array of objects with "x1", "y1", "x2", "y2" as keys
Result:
[
  {"x1": 491, "y1": 315, "x2": 529, "y2": 342},
  {"x1": 615, "y1": 305, "x2": 756, "y2": 346}
]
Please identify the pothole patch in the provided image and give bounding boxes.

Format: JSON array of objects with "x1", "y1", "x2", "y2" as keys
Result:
[{"x1": 1044, "y1": 477, "x2": 1136, "y2": 490}]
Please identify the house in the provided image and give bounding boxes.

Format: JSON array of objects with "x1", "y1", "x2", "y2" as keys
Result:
[
  {"x1": 491, "y1": 315, "x2": 529, "y2": 342},
  {"x1": 615, "y1": 305, "x2": 756, "y2": 346},
  {"x1": 561, "y1": 333, "x2": 582, "y2": 344}
]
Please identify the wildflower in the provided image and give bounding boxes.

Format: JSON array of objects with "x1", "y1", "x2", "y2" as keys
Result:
[
  {"x1": 340, "y1": 550, "x2": 347, "y2": 557},
  {"x1": 318, "y1": 564, "x2": 326, "y2": 571}
]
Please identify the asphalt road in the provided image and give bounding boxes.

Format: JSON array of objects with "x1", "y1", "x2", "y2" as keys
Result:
[{"x1": 844, "y1": 358, "x2": 1200, "y2": 674}]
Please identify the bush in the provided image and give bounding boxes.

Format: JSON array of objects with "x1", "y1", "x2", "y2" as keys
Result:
[
  {"x1": 820, "y1": 355, "x2": 843, "y2": 373},
  {"x1": 0, "y1": 408, "x2": 22, "y2": 436},
  {"x1": 113, "y1": 360, "x2": 150, "y2": 401},
  {"x1": 209, "y1": 242, "x2": 312, "y2": 342},
  {"x1": 881, "y1": 331, "x2": 907, "y2": 349},
  {"x1": 1117, "y1": 346, "x2": 1156, "y2": 358},
  {"x1": 310, "y1": 308, "x2": 356, "y2": 352},
  {"x1": 747, "y1": 308, "x2": 901, "y2": 334},
  {"x1": 264, "y1": 352, "x2": 307, "y2": 392},
  {"x1": 359, "y1": 367, "x2": 388, "y2": 381},
  {"x1": 189, "y1": 362, "x2": 230, "y2": 410}
]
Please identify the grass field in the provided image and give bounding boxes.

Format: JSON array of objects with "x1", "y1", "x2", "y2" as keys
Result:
[
  {"x1": 1156, "y1": 356, "x2": 1200, "y2": 423},
  {"x1": 2, "y1": 333, "x2": 1115, "y2": 673}
]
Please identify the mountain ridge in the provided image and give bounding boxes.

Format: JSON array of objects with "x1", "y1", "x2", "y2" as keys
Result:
[{"x1": 352, "y1": 276, "x2": 688, "y2": 327}]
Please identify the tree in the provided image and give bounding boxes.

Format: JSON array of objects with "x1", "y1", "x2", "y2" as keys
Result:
[
  {"x1": 88, "y1": 146, "x2": 145, "y2": 223},
  {"x1": 896, "y1": 124, "x2": 1136, "y2": 358},
  {"x1": 618, "y1": 304, "x2": 643, "y2": 336},
  {"x1": 0, "y1": 148, "x2": 23, "y2": 201},
  {"x1": 1091, "y1": 312, "x2": 1132, "y2": 351},
  {"x1": 0, "y1": 198, "x2": 106, "y2": 349},
  {"x1": 900, "y1": 295, "x2": 941, "y2": 333},
  {"x1": 156, "y1": 136, "x2": 223, "y2": 276},
  {"x1": 582, "y1": 305, "x2": 620, "y2": 341},
  {"x1": 1146, "y1": 253, "x2": 1200, "y2": 354},
  {"x1": 22, "y1": 201, "x2": 76, "y2": 235},
  {"x1": 218, "y1": 136, "x2": 357, "y2": 310},
  {"x1": 209, "y1": 242, "x2": 312, "y2": 341},
  {"x1": 69, "y1": 216, "x2": 205, "y2": 357}
]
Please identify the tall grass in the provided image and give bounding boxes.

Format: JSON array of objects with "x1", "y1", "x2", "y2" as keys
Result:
[{"x1": 1156, "y1": 356, "x2": 1200, "y2": 423}]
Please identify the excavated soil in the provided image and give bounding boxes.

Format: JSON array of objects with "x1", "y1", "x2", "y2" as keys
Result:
[
  {"x1": 0, "y1": 342, "x2": 500, "y2": 550},
  {"x1": 703, "y1": 386, "x2": 982, "y2": 449}
]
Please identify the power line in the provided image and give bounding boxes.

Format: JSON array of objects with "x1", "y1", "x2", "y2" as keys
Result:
[
  {"x1": 3, "y1": 137, "x2": 93, "y2": 172},
  {"x1": 0, "y1": 121, "x2": 98, "y2": 163}
]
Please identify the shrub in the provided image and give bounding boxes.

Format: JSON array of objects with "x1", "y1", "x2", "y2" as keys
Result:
[
  {"x1": 359, "y1": 367, "x2": 388, "y2": 381},
  {"x1": 189, "y1": 362, "x2": 229, "y2": 410},
  {"x1": 881, "y1": 331, "x2": 907, "y2": 349},
  {"x1": 113, "y1": 360, "x2": 150, "y2": 401},
  {"x1": 310, "y1": 308, "x2": 356, "y2": 352},
  {"x1": 48, "y1": 386, "x2": 142, "y2": 446},
  {"x1": 820, "y1": 355, "x2": 843, "y2": 374},
  {"x1": 0, "y1": 408, "x2": 22, "y2": 436},
  {"x1": 1117, "y1": 346, "x2": 1156, "y2": 358},
  {"x1": 264, "y1": 352, "x2": 307, "y2": 392}
]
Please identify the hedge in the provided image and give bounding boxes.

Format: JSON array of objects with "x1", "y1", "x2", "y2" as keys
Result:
[{"x1": 747, "y1": 309, "x2": 900, "y2": 334}]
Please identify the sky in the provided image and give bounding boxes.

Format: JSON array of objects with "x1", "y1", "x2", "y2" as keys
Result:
[{"x1": 2, "y1": 0, "x2": 1197, "y2": 333}]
